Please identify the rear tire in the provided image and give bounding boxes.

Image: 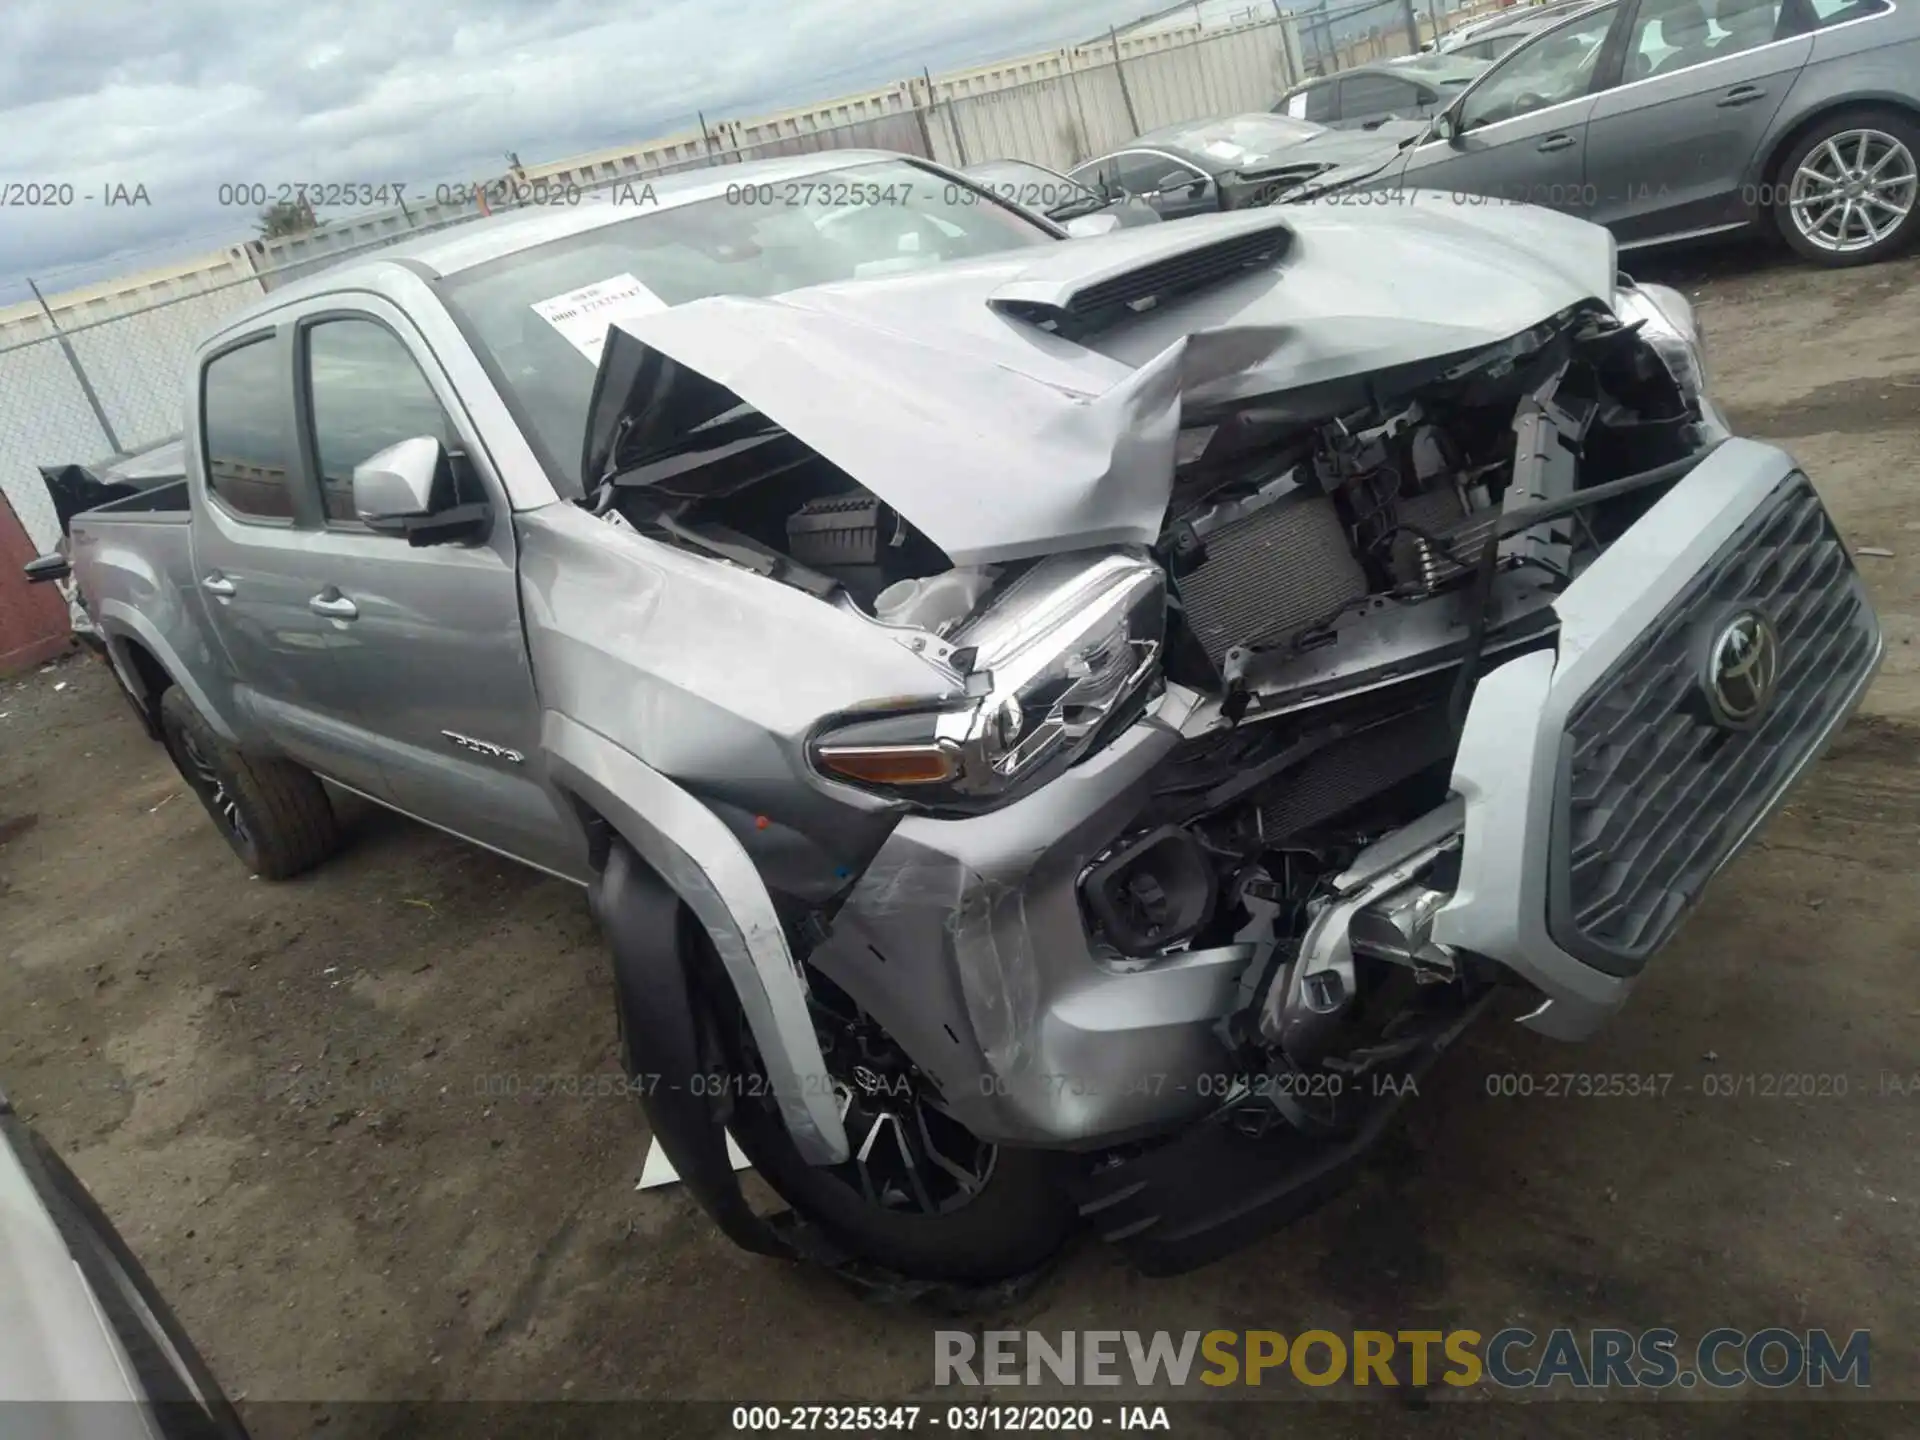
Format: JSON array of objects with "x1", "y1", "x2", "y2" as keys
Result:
[
  {"x1": 158, "y1": 687, "x2": 339, "y2": 879},
  {"x1": 1772, "y1": 108, "x2": 1920, "y2": 267}
]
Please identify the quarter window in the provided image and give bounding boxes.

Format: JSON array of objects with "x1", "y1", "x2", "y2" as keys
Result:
[
  {"x1": 303, "y1": 318, "x2": 459, "y2": 524},
  {"x1": 202, "y1": 337, "x2": 295, "y2": 521}
]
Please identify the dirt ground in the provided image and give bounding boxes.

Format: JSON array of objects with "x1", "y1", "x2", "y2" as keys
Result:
[{"x1": 3, "y1": 240, "x2": 1918, "y2": 1438}]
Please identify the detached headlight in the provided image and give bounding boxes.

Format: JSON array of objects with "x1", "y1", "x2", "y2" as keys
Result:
[
  {"x1": 1614, "y1": 280, "x2": 1709, "y2": 400},
  {"x1": 811, "y1": 551, "x2": 1164, "y2": 810}
]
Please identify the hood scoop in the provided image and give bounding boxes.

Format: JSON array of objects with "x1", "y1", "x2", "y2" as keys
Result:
[{"x1": 989, "y1": 213, "x2": 1294, "y2": 339}]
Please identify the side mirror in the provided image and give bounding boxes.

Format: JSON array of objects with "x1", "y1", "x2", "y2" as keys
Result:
[
  {"x1": 23, "y1": 553, "x2": 71, "y2": 584},
  {"x1": 1431, "y1": 104, "x2": 1465, "y2": 144},
  {"x1": 352, "y1": 435, "x2": 491, "y2": 547},
  {"x1": 1063, "y1": 211, "x2": 1123, "y2": 238}
]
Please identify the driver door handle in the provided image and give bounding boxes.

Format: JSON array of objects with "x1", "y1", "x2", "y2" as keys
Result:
[
  {"x1": 308, "y1": 588, "x2": 359, "y2": 620},
  {"x1": 1716, "y1": 85, "x2": 1766, "y2": 108},
  {"x1": 201, "y1": 573, "x2": 236, "y2": 598},
  {"x1": 1537, "y1": 133, "x2": 1576, "y2": 153}
]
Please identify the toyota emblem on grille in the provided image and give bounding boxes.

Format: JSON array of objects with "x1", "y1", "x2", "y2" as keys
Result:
[{"x1": 1703, "y1": 610, "x2": 1780, "y2": 729}]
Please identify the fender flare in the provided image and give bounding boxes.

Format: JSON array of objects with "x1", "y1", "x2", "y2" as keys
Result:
[
  {"x1": 94, "y1": 602, "x2": 240, "y2": 745},
  {"x1": 542, "y1": 710, "x2": 850, "y2": 1167}
]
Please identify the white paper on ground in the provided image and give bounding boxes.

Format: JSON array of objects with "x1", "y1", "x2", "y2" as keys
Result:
[
  {"x1": 530, "y1": 273, "x2": 668, "y2": 366},
  {"x1": 635, "y1": 1131, "x2": 752, "y2": 1190}
]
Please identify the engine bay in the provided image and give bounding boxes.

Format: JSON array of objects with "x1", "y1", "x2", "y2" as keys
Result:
[{"x1": 597, "y1": 299, "x2": 1705, "y2": 711}]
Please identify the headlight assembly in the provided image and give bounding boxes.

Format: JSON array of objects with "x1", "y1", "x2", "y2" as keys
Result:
[
  {"x1": 811, "y1": 550, "x2": 1164, "y2": 810},
  {"x1": 1613, "y1": 280, "x2": 1709, "y2": 401}
]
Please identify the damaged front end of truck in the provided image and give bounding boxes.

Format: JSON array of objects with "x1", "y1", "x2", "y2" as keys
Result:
[{"x1": 566, "y1": 207, "x2": 1882, "y2": 1277}]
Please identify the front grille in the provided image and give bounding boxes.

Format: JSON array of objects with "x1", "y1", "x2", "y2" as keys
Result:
[{"x1": 1550, "y1": 475, "x2": 1878, "y2": 968}]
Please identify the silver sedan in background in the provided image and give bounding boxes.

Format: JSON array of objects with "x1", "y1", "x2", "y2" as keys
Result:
[{"x1": 1316, "y1": 0, "x2": 1919, "y2": 265}]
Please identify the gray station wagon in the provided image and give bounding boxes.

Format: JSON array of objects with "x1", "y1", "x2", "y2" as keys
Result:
[{"x1": 1312, "y1": 0, "x2": 1919, "y2": 265}]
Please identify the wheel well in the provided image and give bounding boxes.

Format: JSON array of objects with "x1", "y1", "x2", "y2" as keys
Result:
[
  {"x1": 559, "y1": 790, "x2": 617, "y2": 873},
  {"x1": 113, "y1": 636, "x2": 172, "y2": 738},
  {"x1": 1760, "y1": 97, "x2": 1920, "y2": 210}
]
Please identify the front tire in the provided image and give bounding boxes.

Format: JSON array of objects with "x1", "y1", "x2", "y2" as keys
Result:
[
  {"x1": 710, "y1": 967, "x2": 1080, "y2": 1283},
  {"x1": 158, "y1": 687, "x2": 340, "y2": 880},
  {"x1": 1773, "y1": 108, "x2": 1920, "y2": 267}
]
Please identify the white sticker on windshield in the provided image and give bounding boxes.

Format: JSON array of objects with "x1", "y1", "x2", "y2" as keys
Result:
[
  {"x1": 530, "y1": 274, "x2": 666, "y2": 366},
  {"x1": 1284, "y1": 93, "x2": 1309, "y2": 118},
  {"x1": 1203, "y1": 140, "x2": 1245, "y2": 161}
]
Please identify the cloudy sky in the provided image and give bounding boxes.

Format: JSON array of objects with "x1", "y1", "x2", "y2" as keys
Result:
[{"x1": 0, "y1": 0, "x2": 1195, "y2": 304}]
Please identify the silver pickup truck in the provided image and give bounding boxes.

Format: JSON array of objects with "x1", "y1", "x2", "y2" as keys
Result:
[{"x1": 28, "y1": 147, "x2": 1882, "y2": 1287}]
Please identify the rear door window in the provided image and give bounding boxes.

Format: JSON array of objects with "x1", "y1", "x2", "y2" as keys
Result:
[
  {"x1": 201, "y1": 337, "x2": 296, "y2": 522},
  {"x1": 1283, "y1": 81, "x2": 1337, "y2": 121},
  {"x1": 1337, "y1": 74, "x2": 1423, "y2": 117}
]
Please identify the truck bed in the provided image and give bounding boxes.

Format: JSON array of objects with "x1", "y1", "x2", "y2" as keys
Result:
[
  {"x1": 39, "y1": 436, "x2": 188, "y2": 535},
  {"x1": 78, "y1": 479, "x2": 191, "y2": 522}
]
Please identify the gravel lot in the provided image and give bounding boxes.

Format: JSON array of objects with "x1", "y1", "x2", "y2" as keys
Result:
[{"x1": 2, "y1": 240, "x2": 1917, "y2": 1438}]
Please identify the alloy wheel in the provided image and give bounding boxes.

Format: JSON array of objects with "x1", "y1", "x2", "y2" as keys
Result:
[
  {"x1": 1788, "y1": 129, "x2": 1917, "y2": 255},
  {"x1": 178, "y1": 731, "x2": 249, "y2": 846},
  {"x1": 830, "y1": 1068, "x2": 997, "y2": 1217}
]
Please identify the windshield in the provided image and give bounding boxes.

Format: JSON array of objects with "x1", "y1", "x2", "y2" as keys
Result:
[
  {"x1": 1153, "y1": 114, "x2": 1325, "y2": 167},
  {"x1": 438, "y1": 158, "x2": 1055, "y2": 496},
  {"x1": 963, "y1": 160, "x2": 1102, "y2": 218}
]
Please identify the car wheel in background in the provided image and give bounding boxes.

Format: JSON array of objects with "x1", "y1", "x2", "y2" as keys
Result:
[
  {"x1": 157, "y1": 687, "x2": 340, "y2": 880},
  {"x1": 1774, "y1": 108, "x2": 1920, "y2": 267}
]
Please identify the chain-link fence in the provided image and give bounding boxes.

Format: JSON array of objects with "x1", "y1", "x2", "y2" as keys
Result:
[
  {"x1": 0, "y1": 266, "x2": 274, "y2": 548},
  {"x1": 0, "y1": 13, "x2": 1325, "y2": 557},
  {"x1": 1296, "y1": 0, "x2": 1537, "y2": 72}
]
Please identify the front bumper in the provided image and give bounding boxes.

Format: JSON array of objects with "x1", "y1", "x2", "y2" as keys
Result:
[
  {"x1": 1434, "y1": 437, "x2": 1882, "y2": 1037},
  {"x1": 809, "y1": 437, "x2": 1880, "y2": 1150}
]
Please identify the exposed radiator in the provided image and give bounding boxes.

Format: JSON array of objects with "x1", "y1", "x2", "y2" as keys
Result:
[
  {"x1": 1176, "y1": 493, "x2": 1369, "y2": 673},
  {"x1": 1257, "y1": 706, "x2": 1453, "y2": 840}
]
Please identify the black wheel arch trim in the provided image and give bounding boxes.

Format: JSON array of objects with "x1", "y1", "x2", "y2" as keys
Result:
[{"x1": 589, "y1": 838, "x2": 795, "y2": 1260}]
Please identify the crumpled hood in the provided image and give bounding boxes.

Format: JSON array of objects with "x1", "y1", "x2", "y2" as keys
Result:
[{"x1": 588, "y1": 201, "x2": 1617, "y2": 566}]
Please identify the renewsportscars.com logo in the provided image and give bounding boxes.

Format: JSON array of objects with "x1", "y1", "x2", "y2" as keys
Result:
[{"x1": 934, "y1": 1328, "x2": 1872, "y2": 1392}]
